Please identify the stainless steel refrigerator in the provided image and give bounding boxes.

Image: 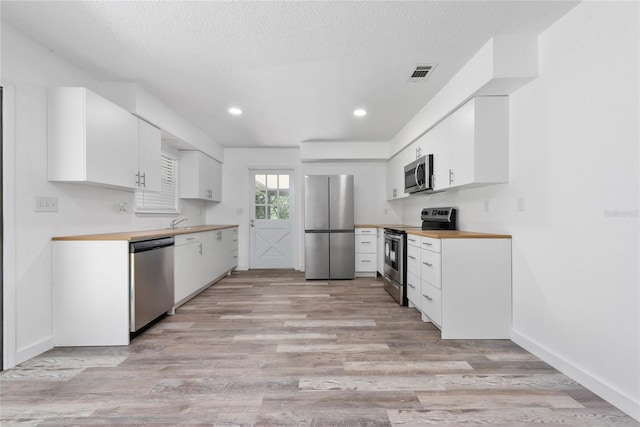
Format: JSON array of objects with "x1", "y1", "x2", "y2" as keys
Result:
[{"x1": 304, "y1": 175, "x2": 355, "y2": 280}]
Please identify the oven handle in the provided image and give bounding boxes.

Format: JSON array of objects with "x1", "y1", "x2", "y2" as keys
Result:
[{"x1": 384, "y1": 233, "x2": 403, "y2": 242}]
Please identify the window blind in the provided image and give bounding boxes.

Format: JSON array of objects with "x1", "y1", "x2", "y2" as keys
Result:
[{"x1": 135, "y1": 152, "x2": 179, "y2": 214}]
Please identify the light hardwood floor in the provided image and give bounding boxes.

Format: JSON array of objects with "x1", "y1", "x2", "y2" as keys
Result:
[{"x1": 1, "y1": 270, "x2": 637, "y2": 426}]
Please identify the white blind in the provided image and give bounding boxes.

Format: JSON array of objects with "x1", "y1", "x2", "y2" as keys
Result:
[{"x1": 135, "y1": 152, "x2": 179, "y2": 214}]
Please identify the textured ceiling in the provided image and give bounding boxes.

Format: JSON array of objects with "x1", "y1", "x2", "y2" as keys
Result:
[{"x1": 1, "y1": 1, "x2": 578, "y2": 148}]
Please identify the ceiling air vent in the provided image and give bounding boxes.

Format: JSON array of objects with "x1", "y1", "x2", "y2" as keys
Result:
[{"x1": 409, "y1": 64, "x2": 435, "y2": 82}]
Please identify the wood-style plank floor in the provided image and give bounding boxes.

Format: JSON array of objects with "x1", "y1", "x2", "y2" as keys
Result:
[{"x1": 1, "y1": 270, "x2": 637, "y2": 426}]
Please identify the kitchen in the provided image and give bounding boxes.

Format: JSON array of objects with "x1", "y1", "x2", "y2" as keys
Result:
[{"x1": 1, "y1": 0, "x2": 638, "y2": 424}]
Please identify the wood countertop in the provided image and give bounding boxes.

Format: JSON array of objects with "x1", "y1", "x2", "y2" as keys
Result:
[
  {"x1": 355, "y1": 224, "x2": 510, "y2": 239},
  {"x1": 406, "y1": 229, "x2": 511, "y2": 239},
  {"x1": 52, "y1": 224, "x2": 238, "y2": 242}
]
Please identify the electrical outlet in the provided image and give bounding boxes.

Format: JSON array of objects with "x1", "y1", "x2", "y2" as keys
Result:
[
  {"x1": 35, "y1": 196, "x2": 58, "y2": 212},
  {"x1": 517, "y1": 197, "x2": 526, "y2": 212},
  {"x1": 118, "y1": 202, "x2": 129, "y2": 214},
  {"x1": 236, "y1": 207, "x2": 243, "y2": 215},
  {"x1": 484, "y1": 200, "x2": 490, "y2": 213}
]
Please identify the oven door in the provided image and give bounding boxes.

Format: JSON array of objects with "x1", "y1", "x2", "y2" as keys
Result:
[{"x1": 383, "y1": 232, "x2": 403, "y2": 284}]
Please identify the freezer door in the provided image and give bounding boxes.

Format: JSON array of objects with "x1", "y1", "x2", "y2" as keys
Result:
[
  {"x1": 304, "y1": 232, "x2": 330, "y2": 279},
  {"x1": 330, "y1": 231, "x2": 355, "y2": 279},
  {"x1": 329, "y1": 175, "x2": 354, "y2": 230},
  {"x1": 304, "y1": 175, "x2": 329, "y2": 231}
]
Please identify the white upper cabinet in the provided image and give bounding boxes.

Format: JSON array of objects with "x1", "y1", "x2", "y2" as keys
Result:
[
  {"x1": 179, "y1": 150, "x2": 222, "y2": 202},
  {"x1": 447, "y1": 96, "x2": 509, "y2": 189},
  {"x1": 424, "y1": 115, "x2": 452, "y2": 191},
  {"x1": 385, "y1": 152, "x2": 408, "y2": 201},
  {"x1": 136, "y1": 119, "x2": 161, "y2": 192},
  {"x1": 48, "y1": 87, "x2": 139, "y2": 190}
]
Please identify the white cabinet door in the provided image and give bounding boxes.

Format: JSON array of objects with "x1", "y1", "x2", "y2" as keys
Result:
[
  {"x1": 211, "y1": 159, "x2": 222, "y2": 201},
  {"x1": 48, "y1": 87, "x2": 139, "y2": 190},
  {"x1": 179, "y1": 151, "x2": 222, "y2": 202},
  {"x1": 137, "y1": 119, "x2": 161, "y2": 192},
  {"x1": 174, "y1": 238, "x2": 204, "y2": 305},
  {"x1": 377, "y1": 228, "x2": 384, "y2": 276},
  {"x1": 449, "y1": 96, "x2": 509, "y2": 188},
  {"x1": 385, "y1": 153, "x2": 408, "y2": 200},
  {"x1": 428, "y1": 115, "x2": 453, "y2": 191}
]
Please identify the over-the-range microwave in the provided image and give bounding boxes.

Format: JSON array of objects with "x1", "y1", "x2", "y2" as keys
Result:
[{"x1": 404, "y1": 154, "x2": 434, "y2": 194}]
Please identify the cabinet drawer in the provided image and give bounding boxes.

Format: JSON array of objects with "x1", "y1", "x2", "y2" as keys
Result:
[
  {"x1": 407, "y1": 272, "x2": 421, "y2": 310},
  {"x1": 355, "y1": 253, "x2": 376, "y2": 271},
  {"x1": 406, "y1": 244, "x2": 421, "y2": 276},
  {"x1": 421, "y1": 281, "x2": 442, "y2": 327},
  {"x1": 406, "y1": 234, "x2": 421, "y2": 248},
  {"x1": 355, "y1": 235, "x2": 376, "y2": 253},
  {"x1": 175, "y1": 233, "x2": 202, "y2": 246},
  {"x1": 421, "y1": 249, "x2": 441, "y2": 288},
  {"x1": 421, "y1": 237, "x2": 441, "y2": 253},
  {"x1": 355, "y1": 228, "x2": 376, "y2": 236}
]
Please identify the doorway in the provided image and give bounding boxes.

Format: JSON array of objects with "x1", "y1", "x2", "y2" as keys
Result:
[{"x1": 249, "y1": 170, "x2": 294, "y2": 269}]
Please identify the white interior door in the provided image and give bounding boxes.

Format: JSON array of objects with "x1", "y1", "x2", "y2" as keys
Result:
[{"x1": 250, "y1": 170, "x2": 294, "y2": 269}]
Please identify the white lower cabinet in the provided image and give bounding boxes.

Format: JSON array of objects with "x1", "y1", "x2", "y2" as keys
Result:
[
  {"x1": 407, "y1": 232, "x2": 512, "y2": 339},
  {"x1": 377, "y1": 228, "x2": 384, "y2": 276},
  {"x1": 355, "y1": 228, "x2": 377, "y2": 277},
  {"x1": 174, "y1": 227, "x2": 238, "y2": 308},
  {"x1": 406, "y1": 238, "x2": 422, "y2": 309},
  {"x1": 52, "y1": 240, "x2": 130, "y2": 346}
]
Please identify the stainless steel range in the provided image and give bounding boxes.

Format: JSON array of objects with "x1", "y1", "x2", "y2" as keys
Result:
[{"x1": 383, "y1": 207, "x2": 457, "y2": 306}]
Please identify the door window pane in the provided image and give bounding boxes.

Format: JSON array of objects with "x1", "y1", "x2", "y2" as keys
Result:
[
  {"x1": 278, "y1": 204, "x2": 290, "y2": 220},
  {"x1": 267, "y1": 174, "x2": 278, "y2": 190},
  {"x1": 254, "y1": 172, "x2": 292, "y2": 221},
  {"x1": 268, "y1": 206, "x2": 279, "y2": 220}
]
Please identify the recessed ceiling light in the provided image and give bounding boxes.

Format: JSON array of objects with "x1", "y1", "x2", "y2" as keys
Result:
[
  {"x1": 229, "y1": 107, "x2": 242, "y2": 115},
  {"x1": 353, "y1": 109, "x2": 367, "y2": 117}
]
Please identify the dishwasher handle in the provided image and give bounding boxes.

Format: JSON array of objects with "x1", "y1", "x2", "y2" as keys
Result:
[{"x1": 130, "y1": 237, "x2": 175, "y2": 253}]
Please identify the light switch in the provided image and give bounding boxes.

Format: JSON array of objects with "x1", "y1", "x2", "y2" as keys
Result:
[
  {"x1": 483, "y1": 200, "x2": 490, "y2": 213},
  {"x1": 36, "y1": 196, "x2": 58, "y2": 212}
]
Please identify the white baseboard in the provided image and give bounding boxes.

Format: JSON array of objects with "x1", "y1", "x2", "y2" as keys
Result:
[
  {"x1": 511, "y1": 329, "x2": 639, "y2": 421},
  {"x1": 14, "y1": 337, "x2": 54, "y2": 367}
]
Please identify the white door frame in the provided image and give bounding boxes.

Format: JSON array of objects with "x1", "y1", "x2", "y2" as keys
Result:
[{"x1": 248, "y1": 168, "x2": 299, "y2": 269}]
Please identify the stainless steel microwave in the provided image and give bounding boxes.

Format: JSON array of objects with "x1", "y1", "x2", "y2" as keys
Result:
[{"x1": 404, "y1": 154, "x2": 433, "y2": 194}]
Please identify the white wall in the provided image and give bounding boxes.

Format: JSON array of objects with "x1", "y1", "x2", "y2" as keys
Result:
[
  {"x1": 398, "y1": 2, "x2": 639, "y2": 419},
  {"x1": 2, "y1": 24, "x2": 206, "y2": 367}
]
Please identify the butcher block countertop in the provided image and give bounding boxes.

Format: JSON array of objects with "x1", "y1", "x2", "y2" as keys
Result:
[
  {"x1": 355, "y1": 224, "x2": 510, "y2": 239},
  {"x1": 52, "y1": 225, "x2": 238, "y2": 242},
  {"x1": 406, "y1": 229, "x2": 511, "y2": 239}
]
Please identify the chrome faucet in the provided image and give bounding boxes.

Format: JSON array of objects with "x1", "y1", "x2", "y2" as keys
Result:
[{"x1": 169, "y1": 218, "x2": 187, "y2": 229}]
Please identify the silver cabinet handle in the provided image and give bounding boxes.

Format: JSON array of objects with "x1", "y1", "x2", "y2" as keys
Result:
[
  {"x1": 408, "y1": 255, "x2": 416, "y2": 260},
  {"x1": 186, "y1": 237, "x2": 196, "y2": 241},
  {"x1": 423, "y1": 294, "x2": 433, "y2": 301},
  {"x1": 423, "y1": 262, "x2": 433, "y2": 267},
  {"x1": 362, "y1": 260, "x2": 371, "y2": 263},
  {"x1": 135, "y1": 171, "x2": 141, "y2": 187},
  {"x1": 408, "y1": 283, "x2": 415, "y2": 289},
  {"x1": 361, "y1": 241, "x2": 372, "y2": 244},
  {"x1": 360, "y1": 230, "x2": 372, "y2": 233},
  {"x1": 141, "y1": 172, "x2": 146, "y2": 188},
  {"x1": 423, "y1": 242, "x2": 432, "y2": 246}
]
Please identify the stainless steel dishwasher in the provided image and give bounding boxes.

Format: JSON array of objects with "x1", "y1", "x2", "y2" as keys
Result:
[{"x1": 129, "y1": 236, "x2": 175, "y2": 332}]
